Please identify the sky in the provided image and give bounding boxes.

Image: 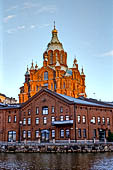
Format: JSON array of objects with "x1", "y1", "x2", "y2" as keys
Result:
[{"x1": 0, "y1": 0, "x2": 113, "y2": 102}]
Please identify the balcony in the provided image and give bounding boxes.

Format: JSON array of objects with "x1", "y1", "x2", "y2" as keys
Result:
[{"x1": 52, "y1": 120, "x2": 73, "y2": 126}]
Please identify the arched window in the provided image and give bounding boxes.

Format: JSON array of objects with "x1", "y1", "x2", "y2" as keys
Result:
[
  {"x1": 51, "y1": 83, "x2": 53, "y2": 90},
  {"x1": 50, "y1": 52, "x2": 53, "y2": 64},
  {"x1": 63, "y1": 82, "x2": 65, "y2": 88},
  {"x1": 61, "y1": 54, "x2": 63, "y2": 63},
  {"x1": 44, "y1": 71, "x2": 48, "y2": 80}
]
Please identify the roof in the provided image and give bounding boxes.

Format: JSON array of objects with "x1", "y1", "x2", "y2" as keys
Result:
[
  {"x1": 0, "y1": 89, "x2": 113, "y2": 110},
  {"x1": 0, "y1": 103, "x2": 21, "y2": 110},
  {"x1": 0, "y1": 93, "x2": 6, "y2": 97},
  {"x1": 57, "y1": 93, "x2": 113, "y2": 108}
]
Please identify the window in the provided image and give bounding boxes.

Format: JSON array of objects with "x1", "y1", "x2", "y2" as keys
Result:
[
  {"x1": 36, "y1": 117, "x2": 39, "y2": 125},
  {"x1": 50, "y1": 52, "x2": 53, "y2": 64},
  {"x1": 66, "y1": 115, "x2": 69, "y2": 121},
  {"x1": 28, "y1": 131, "x2": 31, "y2": 138},
  {"x1": 77, "y1": 115, "x2": 81, "y2": 123},
  {"x1": 63, "y1": 82, "x2": 65, "y2": 88},
  {"x1": 42, "y1": 107, "x2": 48, "y2": 115},
  {"x1": 92, "y1": 117, "x2": 96, "y2": 124},
  {"x1": 36, "y1": 86, "x2": 38, "y2": 91},
  {"x1": 28, "y1": 118, "x2": 31, "y2": 125},
  {"x1": 61, "y1": 54, "x2": 63, "y2": 63},
  {"x1": 14, "y1": 115, "x2": 16, "y2": 123},
  {"x1": 23, "y1": 118, "x2": 26, "y2": 125},
  {"x1": 8, "y1": 116, "x2": 11, "y2": 123},
  {"x1": 97, "y1": 117, "x2": 101, "y2": 124},
  {"x1": 54, "y1": 83, "x2": 56, "y2": 90},
  {"x1": 66, "y1": 129, "x2": 70, "y2": 138},
  {"x1": 23, "y1": 130, "x2": 26, "y2": 139},
  {"x1": 78, "y1": 129, "x2": 81, "y2": 138},
  {"x1": 93, "y1": 129, "x2": 96, "y2": 138},
  {"x1": 51, "y1": 83, "x2": 53, "y2": 90},
  {"x1": 52, "y1": 130, "x2": 55, "y2": 138},
  {"x1": 82, "y1": 116, "x2": 86, "y2": 123},
  {"x1": 51, "y1": 116, "x2": 55, "y2": 122},
  {"x1": 44, "y1": 71, "x2": 48, "y2": 80},
  {"x1": 8, "y1": 131, "x2": 16, "y2": 142},
  {"x1": 43, "y1": 117, "x2": 47, "y2": 124},
  {"x1": 60, "y1": 116, "x2": 64, "y2": 121},
  {"x1": 107, "y1": 118, "x2": 110, "y2": 125},
  {"x1": 60, "y1": 107, "x2": 63, "y2": 113},
  {"x1": 35, "y1": 130, "x2": 39, "y2": 138},
  {"x1": 51, "y1": 106, "x2": 55, "y2": 113},
  {"x1": 83, "y1": 129, "x2": 86, "y2": 138},
  {"x1": 60, "y1": 129, "x2": 64, "y2": 138},
  {"x1": 44, "y1": 83, "x2": 48, "y2": 87},
  {"x1": 102, "y1": 117, "x2": 105, "y2": 124},
  {"x1": 36, "y1": 107, "x2": 39, "y2": 114},
  {"x1": 28, "y1": 109, "x2": 31, "y2": 115}
]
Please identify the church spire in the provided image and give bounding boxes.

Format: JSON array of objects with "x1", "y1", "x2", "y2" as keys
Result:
[
  {"x1": 30, "y1": 60, "x2": 34, "y2": 70},
  {"x1": 81, "y1": 66, "x2": 84, "y2": 75}
]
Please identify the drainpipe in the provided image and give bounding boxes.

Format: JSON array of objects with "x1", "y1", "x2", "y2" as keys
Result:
[{"x1": 87, "y1": 107, "x2": 90, "y2": 141}]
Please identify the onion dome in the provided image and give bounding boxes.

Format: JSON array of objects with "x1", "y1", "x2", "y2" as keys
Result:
[
  {"x1": 30, "y1": 60, "x2": 34, "y2": 70},
  {"x1": 73, "y1": 57, "x2": 77, "y2": 68},
  {"x1": 47, "y1": 22, "x2": 64, "y2": 51},
  {"x1": 25, "y1": 65, "x2": 30, "y2": 75},
  {"x1": 35, "y1": 62, "x2": 38, "y2": 70}
]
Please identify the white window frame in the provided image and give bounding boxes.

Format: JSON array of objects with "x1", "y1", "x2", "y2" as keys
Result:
[
  {"x1": 36, "y1": 117, "x2": 39, "y2": 125},
  {"x1": 66, "y1": 115, "x2": 69, "y2": 121},
  {"x1": 60, "y1": 116, "x2": 64, "y2": 121},
  {"x1": 43, "y1": 117, "x2": 47, "y2": 124},
  {"x1": 82, "y1": 116, "x2": 86, "y2": 123},
  {"x1": 28, "y1": 118, "x2": 31, "y2": 125},
  {"x1": 23, "y1": 118, "x2": 26, "y2": 125},
  {"x1": 52, "y1": 130, "x2": 55, "y2": 138},
  {"x1": 42, "y1": 107, "x2": 48, "y2": 115},
  {"x1": 27, "y1": 131, "x2": 31, "y2": 138}
]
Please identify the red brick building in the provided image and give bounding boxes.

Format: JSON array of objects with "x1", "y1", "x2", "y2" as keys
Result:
[{"x1": 0, "y1": 88, "x2": 113, "y2": 143}]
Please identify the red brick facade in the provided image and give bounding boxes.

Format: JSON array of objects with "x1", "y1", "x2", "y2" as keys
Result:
[{"x1": 0, "y1": 89, "x2": 113, "y2": 143}]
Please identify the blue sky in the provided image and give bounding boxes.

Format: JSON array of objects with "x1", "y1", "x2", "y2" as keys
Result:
[{"x1": 0, "y1": 0, "x2": 113, "y2": 102}]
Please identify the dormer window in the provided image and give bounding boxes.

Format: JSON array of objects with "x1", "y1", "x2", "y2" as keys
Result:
[{"x1": 44, "y1": 72, "x2": 48, "y2": 80}]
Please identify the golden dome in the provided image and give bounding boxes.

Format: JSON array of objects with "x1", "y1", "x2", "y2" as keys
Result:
[{"x1": 52, "y1": 29, "x2": 58, "y2": 33}]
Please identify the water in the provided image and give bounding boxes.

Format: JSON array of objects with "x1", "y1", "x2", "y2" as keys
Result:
[{"x1": 0, "y1": 152, "x2": 113, "y2": 170}]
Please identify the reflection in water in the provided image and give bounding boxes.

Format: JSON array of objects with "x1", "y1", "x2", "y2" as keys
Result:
[{"x1": 0, "y1": 152, "x2": 113, "y2": 170}]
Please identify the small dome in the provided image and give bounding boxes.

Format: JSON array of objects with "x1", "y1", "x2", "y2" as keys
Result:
[{"x1": 52, "y1": 28, "x2": 58, "y2": 34}]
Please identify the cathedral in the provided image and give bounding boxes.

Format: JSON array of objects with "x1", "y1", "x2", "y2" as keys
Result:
[{"x1": 19, "y1": 24, "x2": 86, "y2": 103}]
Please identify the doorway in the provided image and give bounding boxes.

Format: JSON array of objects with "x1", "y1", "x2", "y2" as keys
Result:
[
  {"x1": 98, "y1": 129, "x2": 106, "y2": 142},
  {"x1": 41, "y1": 130, "x2": 49, "y2": 142}
]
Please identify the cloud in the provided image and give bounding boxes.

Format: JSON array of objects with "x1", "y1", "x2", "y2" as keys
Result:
[
  {"x1": 17, "y1": 25, "x2": 25, "y2": 30},
  {"x1": 6, "y1": 28, "x2": 16, "y2": 34},
  {"x1": 37, "y1": 5, "x2": 57, "y2": 14},
  {"x1": 6, "y1": 23, "x2": 50, "y2": 34},
  {"x1": 38, "y1": 23, "x2": 50, "y2": 29},
  {"x1": 6, "y1": 6, "x2": 18, "y2": 12},
  {"x1": 4, "y1": 15, "x2": 16, "y2": 23},
  {"x1": 22, "y1": 2, "x2": 39, "y2": 9},
  {"x1": 101, "y1": 50, "x2": 113, "y2": 57},
  {"x1": 30, "y1": 25, "x2": 36, "y2": 29}
]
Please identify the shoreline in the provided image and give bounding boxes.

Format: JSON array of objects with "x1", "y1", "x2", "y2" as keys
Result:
[{"x1": 0, "y1": 142, "x2": 113, "y2": 153}]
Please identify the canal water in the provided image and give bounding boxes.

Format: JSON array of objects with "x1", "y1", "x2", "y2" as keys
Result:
[{"x1": 0, "y1": 152, "x2": 113, "y2": 170}]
